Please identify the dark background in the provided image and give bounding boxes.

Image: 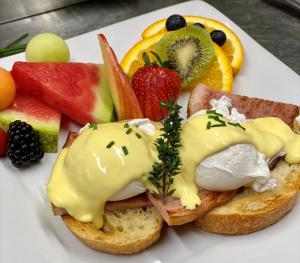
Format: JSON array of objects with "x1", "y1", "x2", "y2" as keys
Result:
[{"x1": 0, "y1": 0, "x2": 299, "y2": 74}]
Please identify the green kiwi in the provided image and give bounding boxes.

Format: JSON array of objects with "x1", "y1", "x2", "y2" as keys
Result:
[{"x1": 156, "y1": 25, "x2": 215, "y2": 87}]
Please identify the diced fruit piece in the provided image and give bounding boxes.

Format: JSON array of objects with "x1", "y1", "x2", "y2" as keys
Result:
[
  {"x1": 0, "y1": 91, "x2": 61, "y2": 152},
  {"x1": 98, "y1": 34, "x2": 143, "y2": 120},
  {"x1": 11, "y1": 62, "x2": 114, "y2": 125},
  {"x1": 210, "y1": 30, "x2": 227, "y2": 46},
  {"x1": 0, "y1": 128, "x2": 7, "y2": 157},
  {"x1": 165, "y1": 14, "x2": 187, "y2": 31},
  {"x1": 25, "y1": 33, "x2": 70, "y2": 62},
  {"x1": 156, "y1": 26, "x2": 215, "y2": 88},
  {"x1": 0, "y1": 67, "x2": 16, "y2": 110},
  {"x1": 132, "y1": 58, "x2": 181, "y2": 121},
  {"x1": 142, "y1": 16, "x2": 244, "y2": 75},
  {"x1": 7, "y1": 120, "x2": 44, "y2": 168}
]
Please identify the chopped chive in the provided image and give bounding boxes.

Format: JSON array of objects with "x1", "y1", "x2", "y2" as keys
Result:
[
  {"x1": 208, "y1": 115, "x2": 226, "y2": 125},
  {"x1": 89, "y1": 123, "x2": 97, "y2": 130},
  {"x1": 106, "y1": 141, "x2": 115, "y2": 148},
  {"x1": 228, "y1": 122, "x2": 246, "y2": 130},
  {"x1": 123, "y1": 123, "x2": 129, "y2": 129},
  {"x1": 122, "y1": 146, "x2": 128, "y2": 155},
  {"x1": 135, "y1": 133, "x2": 142, "y2": 139},
  {"x1": 206, "y1": 109, "x2": 223, "y2": 117},
  {"x1": 207, "y1": 121, "x2": 212, "y2": 129},
  {"x1": 126, "y1": 128, "x2": 133, "y2": 134}
]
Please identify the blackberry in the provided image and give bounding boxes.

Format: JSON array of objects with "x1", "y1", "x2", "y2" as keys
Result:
[{"x1": 7, "y1": 120, "x2": 44, "y2": 168}]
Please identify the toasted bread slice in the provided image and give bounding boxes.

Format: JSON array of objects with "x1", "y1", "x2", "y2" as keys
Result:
[
  {"x1": 195, "y1": 161, "x2": 300, "y2": 234},
  {"x1": 62, "y1": 206, "x2": 164, "y2": 254}
]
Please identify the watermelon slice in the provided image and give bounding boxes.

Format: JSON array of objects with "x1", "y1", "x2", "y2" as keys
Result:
[
  {"x1": 98, "y1": 34, "x2": 143, "y2": 120},
  {"x1": 11, "y1": 62, "x2": 114, "y2": 125},
  {"x1": 0, "y1": 91, "x2": 61, "y2": 152}
]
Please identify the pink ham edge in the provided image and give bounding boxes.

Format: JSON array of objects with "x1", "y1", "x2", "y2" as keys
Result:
[{"x1": 188, "y1": 84, "x2": 299, "y2": 127}]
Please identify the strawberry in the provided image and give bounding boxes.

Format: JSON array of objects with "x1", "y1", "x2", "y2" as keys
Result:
[
  {"x1": 0, "y1": 128, "x2": 8, "y2": 157},
  {"x1": 131, "y1": 52, "x2": 181, "y2": 121}
]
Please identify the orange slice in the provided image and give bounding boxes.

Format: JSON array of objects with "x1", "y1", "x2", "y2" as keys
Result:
[
  {"x1": 142, "y1": 16, "x2": 243, "y2": 75},
  {"x1": 121, "y1": 33, "x2": 164, "y2": 79},
  {"x1": 191, "y1": 44, "x2": 233, "y2": 92}
]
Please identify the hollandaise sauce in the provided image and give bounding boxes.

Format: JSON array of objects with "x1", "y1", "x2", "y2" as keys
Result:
[
  {"x1": 47, "y1": 123, "x2": 154, "y2": 228},
  {"x1": 172, "y1": 115, "x2": 300, "y2": 209},
  {"x1": 47, "y1": 114, "x2": 300, "y2": 228}
]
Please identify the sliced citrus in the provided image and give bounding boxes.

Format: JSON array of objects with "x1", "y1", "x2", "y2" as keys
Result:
[
  {"x1": 190, "y1": 44, "x2": 233, "y2": 93},
  {"x1": 142, "y1": 16, "x2": 243, "y2": 75},
  {"x1": 121, "y1": 33, "x2": 164, "y2": 79}
]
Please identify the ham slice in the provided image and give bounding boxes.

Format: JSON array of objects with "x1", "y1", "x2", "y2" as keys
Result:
[
  {"x1": 52, "y1": 193, "x2": 152, "y2": 216},
  {"x1": 187, "y1": 84, "x2": 299, "y2": 127},
  {"x1": 148, "y1": 190, "x2": 236, "y2": 225}
]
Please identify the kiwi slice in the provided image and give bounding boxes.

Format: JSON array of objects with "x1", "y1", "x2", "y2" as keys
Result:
[{"x1": 156, "y1": 25, "x2": 215, "y2": 87}]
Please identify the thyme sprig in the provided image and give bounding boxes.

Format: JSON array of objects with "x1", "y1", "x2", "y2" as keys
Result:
[{"x1": 148, "y1": 101, "x2": 183, "y2": 198}]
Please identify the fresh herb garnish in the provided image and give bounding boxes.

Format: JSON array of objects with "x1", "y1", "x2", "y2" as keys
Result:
[
  {"x1": 148, "y1": 101, "x2": 182, "y2": 198},
  {"x1": 126, "y1": 128, "x2": 132, "y2": 134},
  {"x1": 106, "y1": 141, "x2": 115, "y2": 148},
  {"x1": 206, "y1": 110, "x2": 226, "y2": 129},
  {"x1": 135, "y1": 133, "x2": 142, "y2": 139},
  {"x1": 122, "y1": 146, "x2": 129, "y2": 155},
  {"x1": 228, "y1": 122, "x2": 246, "y2": 130},
  {"x1": 89, "y1": 123, "x2": 97, "y2": 130},
  {"x1": 123, "y1": 123, "x2": 129, "y2": 129},
  {"x1": 0, "y1": 33, "x2": 28, "y2": 58},
  {"x1": 205, "y1": 109, "x2": 246, "y2": 130}
]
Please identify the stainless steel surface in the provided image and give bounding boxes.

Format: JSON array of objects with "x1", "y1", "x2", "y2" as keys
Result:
[{"x1": 0, "y1": 0, "x2": 299, "y2": 74}]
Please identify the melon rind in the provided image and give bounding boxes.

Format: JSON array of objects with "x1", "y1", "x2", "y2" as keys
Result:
[
  {"x1": 92, "y1": 64, "x2": 115, "y2": 123},
  {"x1": 0, "y1": 110, "x2": 60, "y2": 153}
]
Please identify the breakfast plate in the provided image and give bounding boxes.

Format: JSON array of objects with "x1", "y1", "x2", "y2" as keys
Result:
[{"x1": 0, "y1": 1, "x2": 300, "y2": 262}]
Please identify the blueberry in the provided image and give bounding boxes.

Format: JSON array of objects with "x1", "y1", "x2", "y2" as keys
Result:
[
  {"x1": 193, "y1": 22, "x2": 205, "y2": 29},
  {"x1": 210, "y1": 30, "x2": 227, "y2": 46},
  {"x1": 165, "y1": 14, "x2": 187, "y2": 31}
]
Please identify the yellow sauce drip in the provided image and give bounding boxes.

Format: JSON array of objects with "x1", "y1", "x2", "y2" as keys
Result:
[{"x1": 47, "y1": 123, "x2": 154, "y2": 228}]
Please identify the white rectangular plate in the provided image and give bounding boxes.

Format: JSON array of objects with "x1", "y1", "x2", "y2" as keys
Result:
[{"x1": 0, "y1": 1, "x2": 300, "y2": 263}]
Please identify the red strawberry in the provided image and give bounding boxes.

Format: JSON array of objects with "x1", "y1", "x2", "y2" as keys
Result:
[
  {"x1": 132, "y1": 66, "x2": 181, "y2": 120},
  {"x1": 0, "y1": 128, "x2": 8, "y2": 157}
]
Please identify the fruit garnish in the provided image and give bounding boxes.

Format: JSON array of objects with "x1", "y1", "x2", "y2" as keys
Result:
[
  {"x1": 7, "y1": 120, "x2": 44, "y2": 168},
  {"x1": 121, "y1": 33, "x2": 165, "y2": 79},
  {"x1": 210, "y1": 30, "x2": 227, "y2": 46},
  {"x1": 142, "y1": 16, "x2": 243, "y2": 75},
  {"x1": 0, "y1": 128, "x2": 8, "y2": 157},
  {"x1": 193, "y1": 22, "x2": 205, "y2": 29},
  {"x1": 195, "y1": 44, "x2": 233, "y2": 92},
  {"x1": 0, "y1": 67, "x2": 16, "y2": 111},
  {"x1": 25, "y1": 33, "x2": 70, "y2": 62},
  {"x1": 0, "y1": 33, "x2": 28, "y2": 58},
  {"x1": 11, "y1": 62, "x2": 114, "y2": 125},
  {"x1": 156, "y1": 25, "x2": 215, "y2": 88},
  {"x1": 165, "y1": 14, "x2": 187, "y2": 31},
  {"x1": 98, "y1": 34, "x2": 143, "y2": 120},
  {"x1": 0, "y1": 91, "x2": 61, "y2": 153},
  {"x1": 131, "y1": 52, "x2": 180, "y2": 121}
]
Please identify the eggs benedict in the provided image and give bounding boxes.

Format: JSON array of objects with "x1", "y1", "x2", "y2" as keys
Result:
[{"x1": 47, "y1": 89, "x2": 300, "y2": 252}]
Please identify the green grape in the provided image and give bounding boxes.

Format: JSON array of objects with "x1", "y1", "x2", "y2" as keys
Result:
[{"x1": 25, "y1": 33, "x2": 70, "y2": 62}]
